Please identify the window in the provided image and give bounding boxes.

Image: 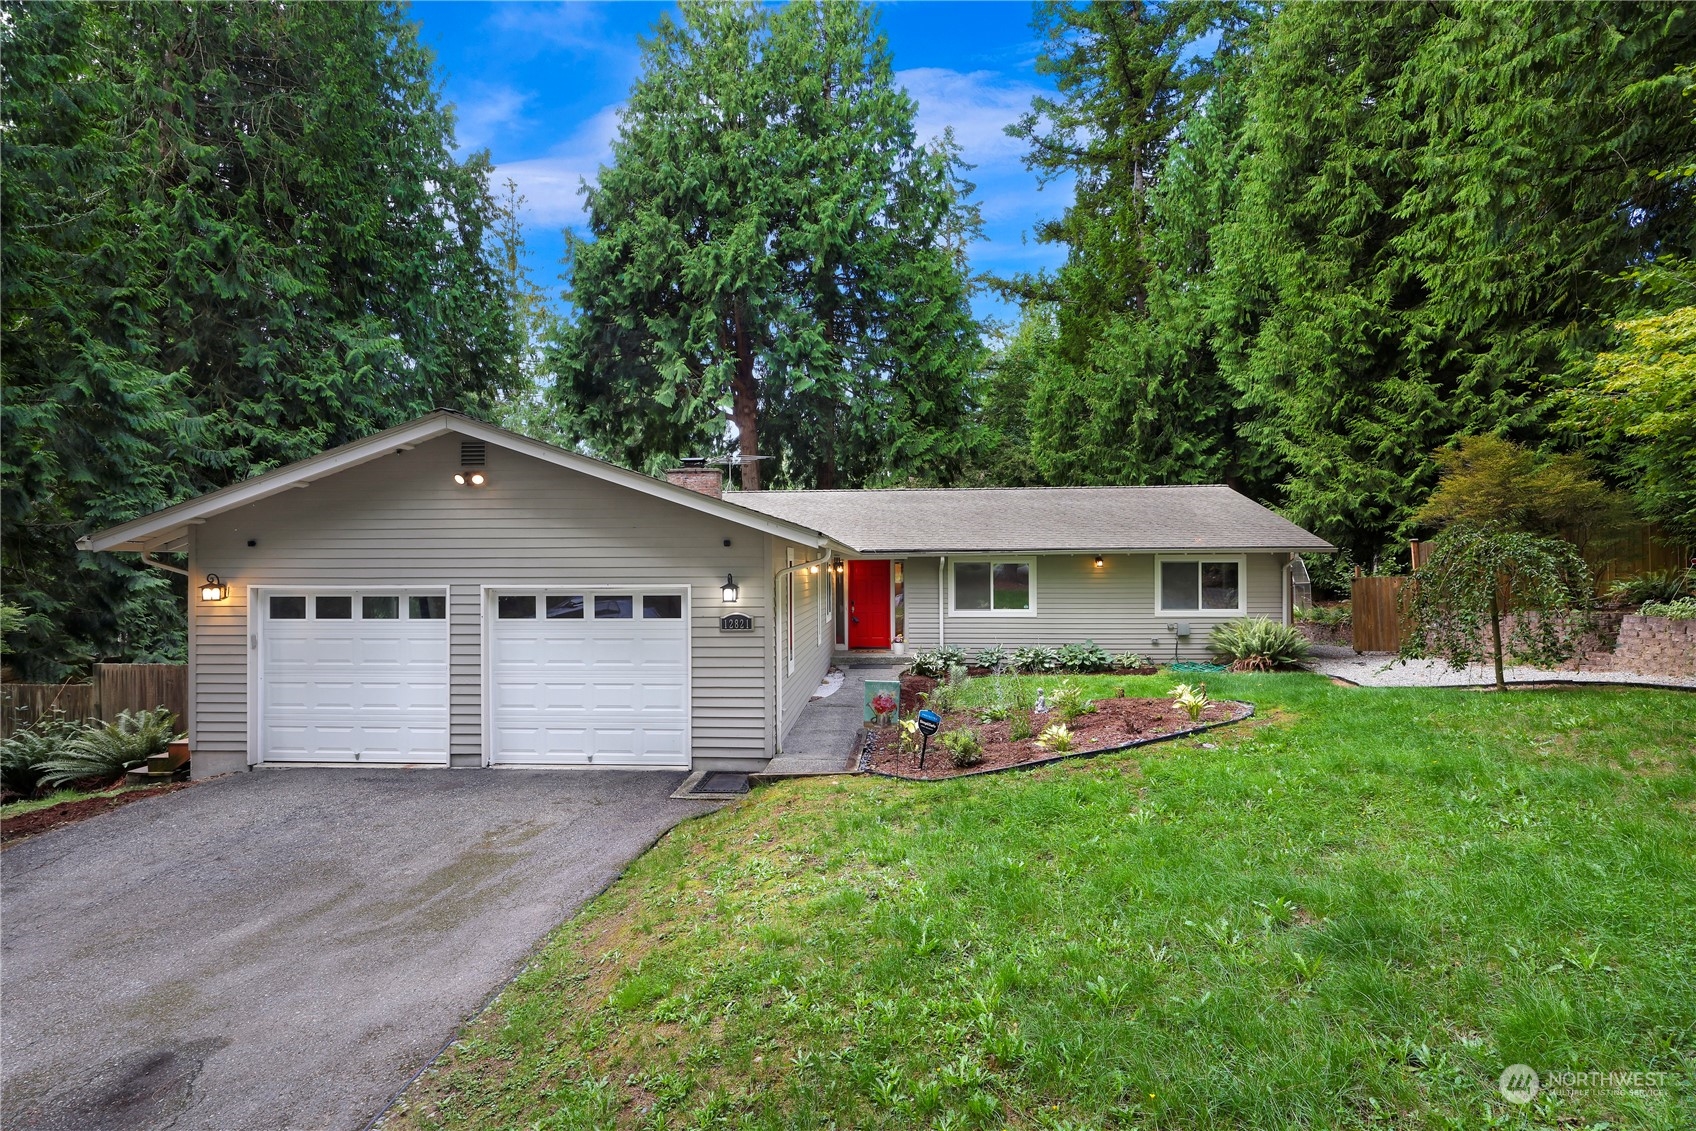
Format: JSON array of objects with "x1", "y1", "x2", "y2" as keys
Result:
[
  {"x1": 269, "y1": 595, "x2": 306, "y2": 620},
  {"x1": 1157, "y1": 558, "x2": 1243, "y2": 613},
  {"x1": 951, "y1": 560, "x2": 1033, "y2": 614},
  {"x1": 643, "y1": 594, "x2": 682, "y2": 619},
  {"x1": 497, "y1": 595, "x2": 536, "y2": 619},
  {"x1": 363, "y1": 595, "x2": 400, "y2": 620},
  {"x1": 546, "y1": 594, "x2": 584, "y2": 619},
  {"x1": 409, "y1": 594, "x2": 446, "y2": 619},
  {"x1": 893, "y1": 561, "x2": 905, "y2": 642},
  {"x1": 595, "y1": 595, "x2": 633, "y2": 619},
  {"x1": 315, "y1": 595, "x2": 351, "y2": 619}
]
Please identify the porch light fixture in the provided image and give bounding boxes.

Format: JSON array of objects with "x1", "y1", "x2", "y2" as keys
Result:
[
  {"x1": 453, "y1": 470, "x2": 487, "y2": 486},
  {"x1": 721, "y1": 573, "x2": 740, "y2": 603},
  {"x1": 1094, "y1": 555, "x2": 1105, "y2": 568},
  {"x1": 809, "y1": 563, "x2": 820, "y2": 574},
  {"x1": 199, "y1": 573, "x2": 228, "y2": 602}
]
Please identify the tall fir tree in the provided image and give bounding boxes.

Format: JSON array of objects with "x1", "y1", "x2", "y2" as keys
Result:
[
  {"x1": 548, "y1": 0, "x2": 982, "y2": 490},
  {"x1": 1, "y1": 0, "x2": 521, "y2": 678}
]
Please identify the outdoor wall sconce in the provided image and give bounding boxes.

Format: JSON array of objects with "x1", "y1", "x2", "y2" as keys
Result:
[
  {"x1": 1094, "y1": 555, "x2": 1105, "y2": 568},
  {"x1": 809, "y1": 563, "x2": 820, "y2": 574},
  {"x1": 199, "y1": 573, "x2": 229, "y2": 602},
  {"x1": 453, "y1": 470, "x2": 487, "y2": 486},
  {"x1": 721, "y1": 573, "x2": 740, "y2": 603}
]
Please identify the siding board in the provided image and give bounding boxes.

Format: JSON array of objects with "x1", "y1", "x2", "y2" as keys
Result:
[{"x1": 190, "y1": 435, "x2": 773, "y2": 774}]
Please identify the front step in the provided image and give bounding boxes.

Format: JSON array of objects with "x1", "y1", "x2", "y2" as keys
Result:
[{"x1": 126, "y1": 739, "x2": 190, "y2": 784}]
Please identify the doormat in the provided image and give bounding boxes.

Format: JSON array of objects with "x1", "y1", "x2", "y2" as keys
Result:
[{"x1": 696, "y1": 771, "x2": 749, "y2": 795}]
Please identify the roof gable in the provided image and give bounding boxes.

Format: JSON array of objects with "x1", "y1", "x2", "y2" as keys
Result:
[{"x1": 78, "y1": 413, "x2": 831, "y2": 553}]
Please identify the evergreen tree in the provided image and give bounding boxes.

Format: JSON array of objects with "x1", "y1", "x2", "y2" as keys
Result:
[
  {"x1": 1, "y1": 1, "x2": 520, "y2": 678},
  {"x1": 549, "y1": 0, "x2": 982, "y2": 490}
]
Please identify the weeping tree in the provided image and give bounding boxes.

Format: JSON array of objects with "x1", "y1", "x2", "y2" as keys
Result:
[{"x1": 1401, "y1": 522, "x2": 1594, "y2": 691}]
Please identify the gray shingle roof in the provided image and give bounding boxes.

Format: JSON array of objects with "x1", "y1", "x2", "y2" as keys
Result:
[{"x1": 725, "y1": 485, "x2": 1334, "y2": 555}]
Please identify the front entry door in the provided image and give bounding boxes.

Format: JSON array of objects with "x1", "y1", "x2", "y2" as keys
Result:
[{"x1": 847, "y1": 560, "x2": 892, "y2": 649}]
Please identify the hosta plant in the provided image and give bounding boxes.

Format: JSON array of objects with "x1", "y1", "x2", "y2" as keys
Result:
[
  {"x1": 1111, "y1": 652, "x2": 1151, "y2": 669},
  {"x1": 939, "y1": 728, "x2": 984, "y2": 768},
  {"x1": 1169, "y1": 683, "x2": 1210, "y2": 721},
  {"x1": 1034, "y1": 723, "x2": 1074, "y2": 753},
  {"x1": 1640, "y1": 597, "x2": 1696, "y2": 620},
  {"x1": 1209, "y1": 617, "x2": 1312, "y2": 672},
  {"x1": 1055, "y1": 640, "x2": 1113, "y2": 672},
  {"x1": 1011, "y1": 645, "x2": 1061, "y2": 673},
  {"x1": 898, "y1": 718, "x2": 921, "y2": 756},
  {"x1": 974, "y1": 645, "x2": 1009, "y2": 671}
]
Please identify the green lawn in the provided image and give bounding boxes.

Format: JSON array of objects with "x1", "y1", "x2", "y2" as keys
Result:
[
  {"x1": 385, "y1": 674, "x2": 1696, "y2": 1130},
  {"x1": 0, "y1": 785, "x2": 140, "y2": 819}
]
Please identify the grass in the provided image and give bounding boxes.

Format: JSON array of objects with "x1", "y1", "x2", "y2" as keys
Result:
[
  {"x1": 0, "y1": 785, "x2": 137, "y2": 819},
  {"x1": 384, "y1": 674, "x2": 1696, "y2": 1130}
]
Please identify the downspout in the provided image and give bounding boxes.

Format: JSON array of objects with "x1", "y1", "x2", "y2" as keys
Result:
[
  {"x1": 142, "y1": 550, "x2": 189, "y2": 577},
  {"x1": 938, "y1": 556, "x2": 946, "y2": 648},
  {"x1": 1282, "y1": 554, "x2": 1292, "y2": 627},
  {"x1": 772, "y1": 550, "x2": 833, "y2": 757}
]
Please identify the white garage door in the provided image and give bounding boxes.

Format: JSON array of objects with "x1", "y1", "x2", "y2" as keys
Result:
[
  {"x1": 258, "y1": 590, "x2": 449, "y2": 764},
  {"x1": 489, "y1": 589, "x2": 690, "y2": 767}
]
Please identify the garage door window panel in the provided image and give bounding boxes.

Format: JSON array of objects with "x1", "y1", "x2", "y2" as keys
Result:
[
  {"x1": 363, "y1": 595, "x2": 399, "y2": 620},
  {"x1": 270, "y1": 595, "x2": 306, "y2": 620},
  {"x1": 315, "y1": 595, "x2": 352, "y2": 619},
  {"x1": 643, "y1": 594, "x2": 682, "y2": 619},
  {"x1": 546, "y1": 595, "x2": 585, "y2": 619},
  {"x1": 498, "y1": 595, "x2": 537, "y2": 619},
  {"x1": 409, "y1": 595, "x2": 446, "y2": 619},
  {"x1": 596, "y1": 595, "x2": 633, "y2": 619}
]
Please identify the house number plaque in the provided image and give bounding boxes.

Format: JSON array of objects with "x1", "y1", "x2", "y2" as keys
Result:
[{"x1": 719, "y1": 613, "x2": 754, "y2": 632}]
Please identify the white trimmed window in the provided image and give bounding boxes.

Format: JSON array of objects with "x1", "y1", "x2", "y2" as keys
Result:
[
  {"x1": 950, "y1": 559, "x2": 1035, "y2": 615},
  {"x1": 1156, "y1": 556, "x2": 1245, "y2": 614}
]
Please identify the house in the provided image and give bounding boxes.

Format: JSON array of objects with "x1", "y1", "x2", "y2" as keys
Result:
[{"x1": 79, "y1": 412, "x2": 1333, "y2": 777}]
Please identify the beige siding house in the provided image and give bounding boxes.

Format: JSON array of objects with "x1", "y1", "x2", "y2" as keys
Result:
[{"x1": 81, "y1": 413, "x2": 1331, "y2": 777}]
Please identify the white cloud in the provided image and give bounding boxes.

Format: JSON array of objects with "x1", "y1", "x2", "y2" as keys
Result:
[
  {"x1": 453, "y1": 82, "x2": 533, "y2": 154},
  {"x1": 490, "y1": 105, "x2": 624, "y2": 228},
  {"x1": 488, "y1": 2, "x2": 610, "y2": 54},
  {"x1": 897, "y1": 66, "x2": 1041, "y2": 164}
]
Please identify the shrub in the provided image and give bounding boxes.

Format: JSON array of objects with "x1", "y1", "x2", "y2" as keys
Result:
[
  {"x1": 1169, "y1": 683, "x2": 1210, "y2": 721},
  {"x1": 925, "y1": 672, "x2": 969, "y2": 714},
  {"x1": 898, "y1": 718, "x2": 921, "y2": 756},
  {"x1": 1111, "y1": 651, "x2": 1150, "y2": 669},
  {"x1": 37, "y1": 708, "x2": 178, "y2": 790},
  {"x1": 908, "y1": 650, "x2": 948, "y2": 678},
  {"x1": 977, "y1": 703, "x2": 1011, "y2": 722},
  {"x1": 1640, "y1": 597, "x2": 1696, "y2": 620},
  {"x1": 939, "y1": 728, "x2": 984, "y2": 768},
  {"x1": 1294, "y1": 604, "x2": 1351, "y2": 627},
  {"x1": 1011, "y1": 645, "x2": 1061, "y2": 673},
  {"x1": 0, "y1": 713, "x2": 81, "y2": 799},
  {"x1": 1208, "y1": 618, "x2": 1312, "y2": 672},
  {"x1": 1610, "y1": 569, "x2": 1695, "y2": 606},
  {"x1": 974, "y1": 645, "x2": 1009, "y2": 672},
  {"x1": 1055, "y1": 640, "x2": 1113, "y2": 672},
  {"x1": 1048, "y1": 680, "x2": 1096, "y2": 722},
  {"x1": 1009, "y1": 712, "x2": 1034, "y2": 742},
  {"x1": 1034, "y1": 723, "x2": 1074, "y2": 753}
]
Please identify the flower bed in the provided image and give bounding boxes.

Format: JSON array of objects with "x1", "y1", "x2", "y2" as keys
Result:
[{"x1": 863, "y1": 693, "x2": 1253, "y2": 780}]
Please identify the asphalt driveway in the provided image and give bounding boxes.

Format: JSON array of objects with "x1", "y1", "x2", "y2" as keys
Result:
[{"x1": 1, "y1": 768, "x2": 718, "y2": 1131}]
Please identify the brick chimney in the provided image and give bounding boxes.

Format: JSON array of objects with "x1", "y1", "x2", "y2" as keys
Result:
[{"x1": 665, "y1": 457, "x2": 723, "y2": 499}]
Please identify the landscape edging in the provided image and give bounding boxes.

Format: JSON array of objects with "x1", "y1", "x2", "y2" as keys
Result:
[{"x1": 859, "y1": 700, "x2": 1255, "y2": 781}]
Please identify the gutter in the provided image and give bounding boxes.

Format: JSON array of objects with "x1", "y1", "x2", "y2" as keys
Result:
[
  {"x1": 772, "y1": 549, "x2": 833, "y2": 756},
  {"x1": 141, "y1": 550, "x2": 188, "y2": 577}
]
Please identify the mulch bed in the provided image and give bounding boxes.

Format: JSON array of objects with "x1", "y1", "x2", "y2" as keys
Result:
[
  {"x1": 865, "y1": 694, "x2": 1253, "y2": 780},
  {"x1": 1, "y1": 782, "x2": 192, "y2": 844}
]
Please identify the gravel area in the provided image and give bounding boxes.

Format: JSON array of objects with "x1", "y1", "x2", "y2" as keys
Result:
[{"x1": 1307, "y1": 644, "x2": 1696, "y2": 690}]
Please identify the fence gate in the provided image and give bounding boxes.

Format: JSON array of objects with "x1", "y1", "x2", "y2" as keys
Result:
[{"x1": 1351, "y1": 576, "x2": 1407, "y2": 653}]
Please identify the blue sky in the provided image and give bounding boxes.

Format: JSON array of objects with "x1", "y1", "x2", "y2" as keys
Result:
[{"x1": 411, "y1": 1, "x2": 1070, "y2": 329}]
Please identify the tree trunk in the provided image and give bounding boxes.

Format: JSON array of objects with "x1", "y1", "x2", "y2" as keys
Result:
[
  {"x1": 729, "y1": 307, "x2": 761, "y2": 492},
  {"x1": 1489, "y1": 589, "x2": 1505, "y2": 692}
]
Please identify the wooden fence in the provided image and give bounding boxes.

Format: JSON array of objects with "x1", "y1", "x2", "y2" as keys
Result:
[
  {"x1": 1351, "y1": 576, "x2": 1408, "y2": 653},
  {"x1": 1, "y1": 664, "x2": 186, "y2": 740}
]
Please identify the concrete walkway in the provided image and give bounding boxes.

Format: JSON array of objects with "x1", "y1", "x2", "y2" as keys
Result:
[
  {"x1": 1307, "y1": 644, "x2": 1696, "y2": 690},
  {"x1": 762, "y1": 662, "x2": 904, "y2": 776}
]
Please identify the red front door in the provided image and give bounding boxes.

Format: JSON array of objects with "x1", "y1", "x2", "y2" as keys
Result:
[{"x1": 847, "y1": 560, "x2": 891, "y2": 649}]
